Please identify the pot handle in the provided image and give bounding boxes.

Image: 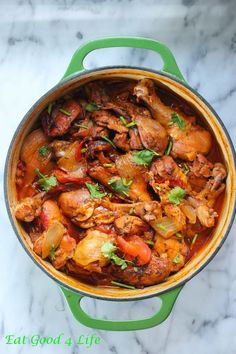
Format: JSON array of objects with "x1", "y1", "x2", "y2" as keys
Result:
[
  {"x1": 60, "y1": 285, "x2": 183, "y2": 331},
  {"x1": 62, "y1": 37, "x2": 186, "y2": 82}
]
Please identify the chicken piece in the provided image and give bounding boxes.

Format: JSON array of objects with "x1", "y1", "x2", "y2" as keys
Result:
[
  {"x1": 129, "y1": 128, "x2": 143, "y2": 150},
  {"x1": 154, "y1": 236, "x2": 189, "y2": 272},
  {"x1": 58, "y1": 189, "x2": 94, "y2": 224},
  {"x1": 169, "y1": 124, "x2": 212, "y2": 161},
  {"x1": 115, "y1": 152, "x2": 152, "y2": 202},
  {"x1": 88, "y1": 164, "x2": 116, "y2": 189},
  {"x1": 208, "y1": 163, "x2": 227, "y2": 191},
  {"x1": 135, "y1": 112, "x2": 168, "y2": 154},
  {"x1": 42, "y1": 99, "x2": 82, "y2": 137},
  {"x1": 110, "y1": 254, "x2": 171, "y2": 286},
  {"x1": 87, "y1": 140, "x2": 114, "y2": 158},
  {"x1": 40, "y1": 199, "x2": 65, "y2": 229},
  {"x1": 113, "y1": 133, "x2": 130, "y2": 151},
  {"x1": 134, "y1": 79, "x2": 192, "y2": 126},
  {"x1": 164, "y1": 204, "x2": 186, "y2": 231},
  {"x1": 114, "y1": 215, "x2": 153, "y2": 238},
  {"x1": 85, "y1": 81, "x2": 110, "y2": 105},
  {"x1": 191, "y1": 154, "x2": 213, "y2": 178},
  {"x1": 52, "y1": 234, "x2": 76, "y2": 269},
  {"x1": 15, "y1": 192, "x2": 45, "y2": 222},
  {"x1": 33, "y1": 235, "x2": 43, "y2": 256},
  {"x1": 91, "y1": 110, "x2": 128, "y2": 133},
  {"x1": 151, "y1": 155, "x2": 188, "y2": 187},
  {"x1": 196, "y1": 205, "x2": 218, "y2": 228},
  {"x1": 49, "y1": 140, "x2": 71, "y2": 159},
  {"x1": 91, "y1": 124, "x2": 109, "y2": 139}
]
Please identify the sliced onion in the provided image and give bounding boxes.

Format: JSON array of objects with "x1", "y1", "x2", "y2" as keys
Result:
[
  {"x1": 72, "y1": 230, "x2": 113, "y2": 267},
  {"x1": 152, "y1": 216, "x2": 179, "y2": 238},
  {"x1": 180, "y1": 204, "x2": 196, "y2": 224},
  {"x1": 41, "y1": 221, "x2": 65, "y2": 259},
  {"x1": 57, "y1": 141, "x2": 87, "y2": 176}
]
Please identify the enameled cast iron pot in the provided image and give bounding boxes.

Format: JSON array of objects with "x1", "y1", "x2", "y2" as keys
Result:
[{"x1": 4, "y1": 37, "x2": 236, "y2": 331}]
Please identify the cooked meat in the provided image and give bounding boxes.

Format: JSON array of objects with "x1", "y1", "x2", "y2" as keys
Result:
[
  {"x1": 129, "y1": 128, "x2": 143, "y2": 150},
  {"x1": 42, "y1": 99, "x2": 82, "y2": 137},
  {"x1": 14, "y1": 77, "x2": 226, "y2": 289},
  {"x1": 91, "y1": 110, "x2": 128, "y2": 133},
  {"x1": 15, "y1": 192, "x2": 45, "y2": 222},
  {"x1": 110, "y1": 254, "x2": 171, "y2": 286}
]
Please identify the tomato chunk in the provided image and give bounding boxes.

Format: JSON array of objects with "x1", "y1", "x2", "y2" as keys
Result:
[{"x1": 116, "y1": 235, "x2": 151, "y2": 266}]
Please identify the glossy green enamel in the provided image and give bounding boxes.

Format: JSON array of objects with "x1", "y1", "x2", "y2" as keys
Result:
[
  {"x1": 60, "y1": 36, "x2": 186, "y2": 330},
  {"x1": 62, "y1": 36, "x2": 186, "y2": 82},
  {"x1": 61, "y1": 285, "x2": 183, "y2": 331}
]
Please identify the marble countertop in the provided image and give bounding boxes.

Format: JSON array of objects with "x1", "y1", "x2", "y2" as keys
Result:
[{"x1": 0, "y1": 0, "x2": 235, "y2": 353}]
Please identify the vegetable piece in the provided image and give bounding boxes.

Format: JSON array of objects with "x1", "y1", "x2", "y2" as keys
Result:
[
  {"x1": 76, "y1": 124, "x2": 89, "y2": 129},
  {"x1": 108, "y1": 178, "x2": 132, "y2": 197},
  {"x1": 129, "y1": 207, "x2": 134, "y2": 215},
  {"x1": 132, "y1": 149, "x2": 159, "y2": 166},
  {"x1": 85, "y1": 103, "x2": 101, "y2": 112},
  {"x1": 180, "y1": 204, "x2": 196, "y2": 224},
  {"x1": 165, "y1": 138, "x2": 173, "y2": 155},
  {"x1": 39, "y1": 145, "x2": 50, "y2": 157},
  {"x1": 101, "y1": 135, "x2": 116, "y2": 149},
  {"x1": 167, "y1": 187, "x2": 186, "y2": 205},
  {"x1": 119, "y1": 116, "x2": 136, "y2": 128},
  {"x1": 85, "y1": 182, "x2": 107, "y2": 199},
  {"x1": 119, "y1": 116, "x2": 127, "y2": 125},
  {"x1": 153, "y1": 216, "x2": 179, "y2": 238},
  {"x1": 170, "y1": 112, "x2": 186, "y2": 130},
  {"x1": 41, "y1": 221, "x2": 65, "y2": 259},
  {"x1": 111, "y1": 281, "x2": 136, "y2": 289},
  {"x1": 35, "y1": 169, "x2": 58, "y2": 192},
  {"x1": 116, "y1": 235, "x2": 151, "y2": 266},
  {"x1": 172, "y1": 254, "x2": 181, "y2": 264},
  {"x1": 182, "y1": 163, "x2": 190, "y2": 175},
  {"x1": 72, "y1": 230, "x2": 113, "y2": 268},
  {"x1": 59, "y1": 108, "x2": 71, "y2": 116},
  {"x1": 47, "y1": 103, "x2": 54, "y2": 115},
  {"x1": 145, "y1": 240, "x2": 155, "y2": 246},
  {"x1": 126, "y1": 121, "x2": 136, "y2": 128},
  {"x1": 103, "y1": 163, "x2": 113, "y2": 167},
  {"x1": 101, "y1": 241, "x2": 127, "y2": 270},
  {"x1": 81, "y1": 148, "x2": 87, "y2": 154},
  {"x1": 57, "y1": 141, "x2": 87, "y2": 175},
  {"x1": 191, "y1": 234, "x2": 198, "y2": 249},
  {"x1": 49, "y1": 246, "x2": 56, "y2": 261},
  {"x1": 175, "y1": 232, "x2": 183, "y2": 238}
]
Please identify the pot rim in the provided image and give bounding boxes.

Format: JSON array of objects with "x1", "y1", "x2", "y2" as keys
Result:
[{"x1": 4, "y1": 65, "x2": 236, "y2": 301}]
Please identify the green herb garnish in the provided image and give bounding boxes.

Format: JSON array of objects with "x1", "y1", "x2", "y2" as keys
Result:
[
  {"x1": 167, "y1": 187, "x2": 186, "y2": 205},
  {"x1": 156, "y1": 223, "x2": 167, "y2": 232},
  {"x1": 170, "y1": 112, "x2": 186, "y2": 130},
  {"x1": 182, "y1": 163, "x2": 190, "y2": 175},
  {"x1": 76, "y1": 124, "x2": 89, "y2": 129},
  {"x1": 165, "y1": 138, "x2": 173, "y2": 155},
  {"x1": 145, "y1": 240, "x2": 155, "y2": 247},
  {"x1": 81, "y1": 148, "x2": 87, "y2": 154},
  {"x1": 85, "y1": 182, "x2": 107, "y2": 199},
  {"x1": 35, "y1": 169, "x2": 57, "y2": 192},
  {"x1": 156, "y1": 185, "x2": 162, "y2": 191},
  {"x1": 103, "y1": 163, "x2": 113, "y2": 167},
  {"x1": 108, "y1": 178, "x2": 132, "y2": 197},
  {"x1": 172, "y1": 254, "x2": 181, "y2": 264},
  {"x1": 47, "y1": 102, "x2": 54, "y2": 115},
  {"x1": 175, "y1": 232, "x2": 183, "y2": 238},
  {"x1": 125, "y1": 121, "x2": 136, "y2": 128},
  {"x1": 111, "y1": 281, "x2": 136, "y2": 289},
  {"x1": 119, "y1": 116, "x2": 127, "y2": 125},
  {"x1": 133, "y1": 149, "x2": 159, "y2": 166},
  {"x1": 85, "y1": 102, "x2": 101, "y2": 112},
  {"x1": 102, "y1": 242, "x2": 127, "y2": 270},
  {"x1": 39, "y1": 145, "x2": 49, "y2": 157},
  {"x1": 59, "y1": 108, "x2": 71, "y2": 116},
  {"x1": 129, "y1": 207, "x2": 134, "y2": 215},
  {"x1": 49, "y1": 245, "x2": 56, "y2": 261},
  {"x1": 119, "y1": 116, "x2": 136, "y2": 128},
  {"x1": 191, "y1": 234, "x2": 198, "y2": 247},
  {"x1": 101, "y1": 135, "x2": 116, "y2": 149}
]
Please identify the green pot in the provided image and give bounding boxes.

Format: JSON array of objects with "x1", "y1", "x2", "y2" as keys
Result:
[{"x1": 4, "y1": 37, "x2": 236, "y2": 331}]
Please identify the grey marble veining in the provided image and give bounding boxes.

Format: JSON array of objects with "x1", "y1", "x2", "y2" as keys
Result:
[{"x1": 0, "y1": 0, "x2": 236, "y2": 353}]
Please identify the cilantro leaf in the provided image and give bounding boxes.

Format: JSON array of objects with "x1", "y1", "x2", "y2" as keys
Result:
[
  {"x1": 101, "y1": 241, "x2": 127, "y2": 269},
  {"x1": 172, "y1": 254, "x2": 181, "y2": 264},
  {"x1": 170, "y1": 112, "x2": 186, "y2": 130},
  {"x1": 111, "y1": 281, "x2": 136, "y2": 289},
  {"x1": 49, "y1": 245, "x2": 56, "y2": 261},
  {"x1": 168, "y1": 187, "x2": 186, "y2": 204},
  {"x1": 85, "y1": 102, "x2": 101, "y2": 112},
  {"x1": 59, "y1": 108, "x2": 71, "y2": 116},
  {"x1": 165, "y1": 138, "x2": 173, "y2": 155},
  {"x1": 101, "y1": 135, "x2": 116, "y2": 149},
  {"x1": 39, "y1": 145, "x2": 50, "y2": 157},
  {"x1": 108, "y1": 178, "x2": 132, "y2": 197},
  {"x1": 132, "y1": 149, "x2": 159, "y2": 166},
  {"x1": 35, "y1": 169, "x2": 57, "y2": 192},
  {"x1": 85, "y1": 182, "x2": 107, "y2": 199}
]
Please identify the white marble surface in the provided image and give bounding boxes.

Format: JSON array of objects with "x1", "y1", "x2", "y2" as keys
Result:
[{"x1": 0, "y1": 0, "x2": 236, "y2": 353}]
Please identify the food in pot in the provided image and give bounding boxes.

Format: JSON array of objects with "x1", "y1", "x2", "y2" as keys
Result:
[{"x1": 14, "y1": 78, "x2": 227, "y2": 289}]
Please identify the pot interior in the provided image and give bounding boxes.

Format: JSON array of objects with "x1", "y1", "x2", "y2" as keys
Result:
[{"x1": 5, "y1": 67, "x2": 236, "y2": 300}]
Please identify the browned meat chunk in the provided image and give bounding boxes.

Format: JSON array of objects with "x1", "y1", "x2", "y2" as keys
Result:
[
  {"x1": 151, "y1": 155, "x2": 187, "y2": 187},
  {"x1": 114, "y1": 215, "x2": 151, "y2": 236},
  {"x1": 129, "y1": 128, "x2": 143, "y2": 150},
  {"x1": 49, "y1": 140, "x2": 71, "y2": 158},
  {"x1": 15, "y1": 192, "x2": 45, "y2": 222},
  {"x1": 58, "y1": 189, "x2": 93, "y2": 221},
  {"x1": 91, "y1": 110, "x2": 128, "y2": 133},
  {"x1": 191, "y1": 154, "x2": 213, "y2": 178},
  {"x1": 42, "y1": 99, "x2": 82, "y2": 137},
  {"x1": 52, "y1": 234, "x2": 76, "y2": 269},
  {"x1": 110, "y1": 254, "x2": 171, "y2": 286},
  {"x1": 85, "y1": 81, "x2": 109, "y2": 105},
  {"x1": 113, "y1": 133, "x2": 130, "y2": 151}
]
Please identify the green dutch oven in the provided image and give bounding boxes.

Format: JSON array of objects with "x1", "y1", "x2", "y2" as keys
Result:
[{"x1": 4, "y1": 37, "x2": 236, "y2": 331}]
